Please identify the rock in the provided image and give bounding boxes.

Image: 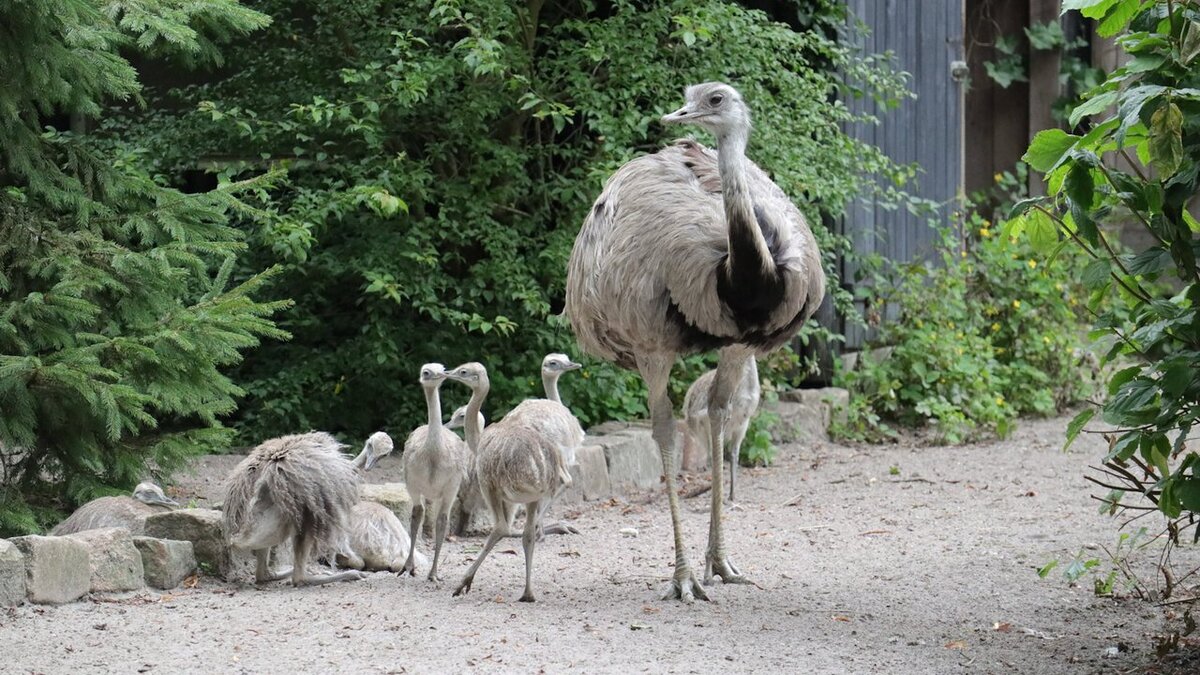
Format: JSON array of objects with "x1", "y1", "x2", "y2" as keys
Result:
[
  {"x1": 360, "y1": 483, "x2": 413, "y2": 525},
  {"x1": 143, "y1": 508, "x2": 229, "y2": 578},
  {"x1": 0, "y1": 539, "x2": 26, "y2": 606},
  {"x1": 8, "y1": 535, "x2": 90, "y2": 604},
  {"x1": 65, "y1": 528, "x2": 144, "y2": 593},
  {"x1": 770, "y1": 387, "x2": 851, "y2": 442},
  {"x1": 573, "y1": 445, "x2": 612, "y2": 501},
  {"x1": 132, "y1": 537, "x2": 197, "y2": 589},
  {"x1": 620, "y1": 527, "x2": 638, "y2": 538},
  {"x1": 590, "y1": 428, "x2": 676, "y2": 492},
  {"x1": 587, "y1": 419, "x2": 651, "y2": 436}
]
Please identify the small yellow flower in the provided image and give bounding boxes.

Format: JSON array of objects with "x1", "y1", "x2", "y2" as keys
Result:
[
  {"x1": 991, "y1": 322, "x2": 1000, "y2": 332},
  {"x1": 1068, "y1": 297, "x2": 1077, "y2": 306},
  {"x1": 1027, "y1": 259, "x2": 1037, "y2": 269},
  {"x1": 994, "y1": 172, "x2": 1003, "y2": 183},
  {"x1": 979, "y1": 227, "x2": 992, "y2": 238},
  {"x1": 956, "y1": 332, "x2": 964, "y2": 339},
  {"x1": 915, "y1": 319, "x2": 924, "y2": 328},
  {"x1": 1042, "y1": 336, "x2": 1051, "y2": 344},
  {"x1": 995, "y1": 396, "x2": 1005, "y2": 406},
  {"x1": 961, "y1": 250, "x2": 968, "y2": 258},
  {"x1": 948, "y1": 321, "x2": 956, "y2": 329},
  {"x1": 1012, "y1": 299, "x2": 1021, "y2": 309},
  {"x1": 956, "y1": 347, "x2": 964, "y2": 355},
  {"x1": 1054, "y1": 283, "x2": 1064, "y2": 292}
]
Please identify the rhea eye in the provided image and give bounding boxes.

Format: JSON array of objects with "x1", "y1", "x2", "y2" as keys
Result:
[{"x1": 709, "y1": 94, "x2": 724, "y2": 106}]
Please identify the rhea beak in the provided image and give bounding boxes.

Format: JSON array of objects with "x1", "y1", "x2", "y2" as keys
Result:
[
  {"x1": 363, "y1": 451, "x2": 380, "y2": 472},
  {"x1": 661, "y1": 103, "x2": 695, "y2": 124},
  {"x1": 566, "y1": 361, "x2": 583, "y2": 371},
  {"x1": 147, "y1": 493, "x2": 179, "y2": 507}
]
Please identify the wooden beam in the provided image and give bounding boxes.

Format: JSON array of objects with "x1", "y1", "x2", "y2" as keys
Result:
[{"x1": 1028, "y1": 0, "x2": 1063, "y2": 195}]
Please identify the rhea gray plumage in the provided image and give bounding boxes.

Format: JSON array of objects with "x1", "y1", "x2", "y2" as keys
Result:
[
  {"x1": 683, "y1": 357, "x2": 761, "y2": 502},
  {"x1": 564, "y1": 82, "x2": 826, "y2": 601},
  {"x1": 400, "y1": 363, "x2": 471, "y2": 582},
  {"x1": 445, "y1": 362, "x2": 578, "y2": 602},
  {"x1": 324, "y1": 431, "x2": 428, "y2": 573},
  {"x1": 50, "y1": 482, "x2": 178, "y2": 536},
  {"x1": 223, "y1": 432, "x2": 367, "y2": 586}
]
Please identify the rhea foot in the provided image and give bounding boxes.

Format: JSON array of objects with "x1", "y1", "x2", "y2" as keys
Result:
[
  {"x1": 518, "y1": 590, "x2": 536, "y2": 603},
  {"x1": 662, "y1": 566, "x2": 710, "y2": 603},
  {"x1": 704, "y1": 553, "x2": 752, "y2": 585},
  {"x1": 452, "y1": 576, "x2": 474, "y2": 597}
]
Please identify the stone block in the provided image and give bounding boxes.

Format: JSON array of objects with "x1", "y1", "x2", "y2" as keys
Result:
[
  {"x1": 9, "y1": 535, "x2": 89, "y2": 604},
  {"x1": 771, "y1": 387, "x2": 851, "y2": 442},
  {"x1": 65, "y1": 528, "x2": 144, "y2": 593},
  {"x1": 0, "y1": 539, "x2": 25, "y2": 606},
  {"x1": 574, "y1": 444, "x2": 611, "y2": 501},
  {"x1": 360, "y1": 483, "x2": 413, "y2": 525},
  {"x1": 143, "y1": 508, "x2": 230, "y2": 578},
  {"x1": 132, "y1": 537, "x2": 197, "y2": 590},
  {"x1": 593, "y1": 429, "x2": 669, "y2": 492}
]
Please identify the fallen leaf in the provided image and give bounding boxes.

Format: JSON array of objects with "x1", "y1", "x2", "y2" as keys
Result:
[
  {"x1": 832, "y1": 615, "x2": 851, "y2": 622},
  {"x1": 859, "y1": 530, "x2": 891, "y2": 536},
  {"x1": 993, "y1": 622, "x2": 1013, "y2": 633},
  {"x1": 183, "y1": 575, "x2": 199, "y2": 589},
  {"x1": 630, "y1": 622, "x2": 649, "y2": 631},
  {"x1": 945, "y1": 640, "x2": 967, "y2": 650},
  {"x1": 643, "y1": 606, "x2": 661, "y2": 614}
]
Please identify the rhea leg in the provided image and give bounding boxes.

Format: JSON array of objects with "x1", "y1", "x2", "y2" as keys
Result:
[
  {"x1": 728, "y1": 422, "x2": 749, "y2": 503},
  {"x1": 519, "y1": 499, "x2": 541, "y2": 602},
  {"x1": 254, "y1": 548, "x2": 291, "y2": 584},
  {"x1": 429, "y1": 502, "x2": 450, "y2": 582},
  {"x1": 453, "y1": 495, "x2": 511, "y2": 597},
  {"x1": 291, "y1": 534, "x2": 366, "y2": 586},
  {"x1": 704, "y1": 347, "x2": 752, "y2": 585},
  {"x1": 400, "y1": 501, "x2": 425, "y2": 577},
  {"x1": 639, "y1": 355, "x2": 708, "y2": 602}
]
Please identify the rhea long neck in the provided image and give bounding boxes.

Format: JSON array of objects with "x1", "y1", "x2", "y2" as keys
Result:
[
  {"x1": 542, "y1": 370, "x2": 561, "y2": 404},
  {"x1": 464, "y1": 380, "x2": 489, "y2": 453},
  {"x1": 717, "y1": 123, "x2": 774, "y2": 275},
  {"x1": 423, "y1": 382, "x2": 444, "y2": 438},
  {"x1": 351, "y1": 442, "x2": 370, "y2": 470}
]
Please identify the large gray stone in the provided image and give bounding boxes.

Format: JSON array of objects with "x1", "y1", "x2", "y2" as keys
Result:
[
  {"x1": 9, "y1": 535, "x2": 90, "y2": 604},
  {"x1": 65, "y1": 528, "x2": 144, "y2": 593},
  {"x1": 591, "y1": 429, "x2": 675, "y2": 492},
  {"x1": 573, "y1": 444, "x2": 612, "y2": 501},
  {"x1": 143, "y1": 508, "x2": 229, "y2": 578},
  {"x1": 770, "y1": 387, "x2": 851, "y2": 443},
  {"x1": 360, "y1": 483, "x2": 413, "y2": 525},
  {"x1": 0, "y1": 539, "x2": 25, "y2": 606},
  {"x1": 132, "y1": 537, "x2": 196, "y2": 590}
]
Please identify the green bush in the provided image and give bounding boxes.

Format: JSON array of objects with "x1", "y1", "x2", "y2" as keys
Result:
[
  {"x1": 835, "y1": 209, "x2": 1095, "y2": 443},
  {"x1": 1014, "y1": 0, "x2": 1200, "y2": 534},
  {"x1": 102, "y1": 0, "x2": 911, "y2": 441},
  {"x1": 0, "y1": 0, "x2": 282, "y2": 535}
]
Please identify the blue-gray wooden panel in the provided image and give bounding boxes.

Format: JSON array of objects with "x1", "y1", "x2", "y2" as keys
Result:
[{"x1": 837, "y1": 0, "x2": 964, "y2": 349}]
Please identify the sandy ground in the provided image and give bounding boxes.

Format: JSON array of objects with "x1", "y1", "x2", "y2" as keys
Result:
[{"x1": 3, "y1": 414, "x2": 1198, "y2": 674}]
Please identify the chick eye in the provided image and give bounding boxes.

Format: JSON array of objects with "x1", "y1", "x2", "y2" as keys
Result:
[{"x1": 709, "y1": 94, "x2": 724, "y2": 106}]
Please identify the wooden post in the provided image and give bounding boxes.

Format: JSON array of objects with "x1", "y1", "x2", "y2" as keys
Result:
[{"x1": 1028, "y1": 0, "x2": 1062, "y2": 195}]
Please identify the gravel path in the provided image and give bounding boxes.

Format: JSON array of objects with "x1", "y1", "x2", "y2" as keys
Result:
[{"x1": 3, "y1": 414, "x2": 1196, "y2": 673}]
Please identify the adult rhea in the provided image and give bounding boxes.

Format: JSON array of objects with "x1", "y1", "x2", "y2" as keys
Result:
[{"x1": 564, "y1": 82, "x2": 826, "y2": 601}]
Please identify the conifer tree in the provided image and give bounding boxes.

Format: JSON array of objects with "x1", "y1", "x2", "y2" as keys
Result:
[{"x1": 0, "y1": 0, "x2": 283, "y2": 534}]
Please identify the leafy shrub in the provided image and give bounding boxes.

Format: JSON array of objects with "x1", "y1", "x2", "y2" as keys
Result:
[
  {"x1": 1013, "y1": 0, "x2": 1200, "y2": 535},
  {"x1": 835, "y1": 209, "x2": 1095, "y2": 443},
  {"x1": 103, "y1": 0, "x2": 911, "y2": 441},
  {"x1": 0, "y1": 1, "x2": 282, "y2": 534}
]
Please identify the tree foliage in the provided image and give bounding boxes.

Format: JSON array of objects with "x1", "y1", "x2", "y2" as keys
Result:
[
  {"x1": 104, "y1": 0, "x2": 910, "y2": 442},
  {"x1": 1012, "y1": 0, "x2": 1200, "y2": 534},
  {"x1": 0, "y1": 0, "x2": 285, "y2": 534}
]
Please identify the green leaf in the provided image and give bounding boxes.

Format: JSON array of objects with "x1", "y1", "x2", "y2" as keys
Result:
[
  {"x1": 1107, "y1": 365, "x2": 1142, "y2": 396},
  {"x1": 1127, "y1": 247, "x2": 1173, "y2": 275},
  {"x1": 1182, "y1": 21, "x2": 1200, "y2": 64},
  {"x1": 1069, "y1": 90, "x2": 1118, "y2": 126},
  {"x1": 1037, "y1": 560, "x2": 1059, "y2": 578},
  {"x1": 1023, "y1": 129, "x2": 1080, "y2": 172},
  {"x1": 1062, "y1": 0, "x2": 1118, "y2": 18},
  {"x1": 1148, "y1": 101, "x2": 1184, "y2": 177},
  {"x1": 1026, "y1": 208, "x2": 1059, "y2": 252},
  {"x1": 1064, "y1": 408, "x2": 1095, "y2": 450},
  {"x1": 1178, "y1": 479, "x2": 1200, "y2": 512},
  {"x1": 1065, "y1": 163, "x2": 1095, "y2": 210},
  {"x1": 1096, "y1": 0, "x2": 1140, "y2": 37}
]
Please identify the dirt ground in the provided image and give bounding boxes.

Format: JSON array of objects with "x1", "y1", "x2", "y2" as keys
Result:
[{"x1": 3, "y1": 414, "x2": 1199, "y2": 674}]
